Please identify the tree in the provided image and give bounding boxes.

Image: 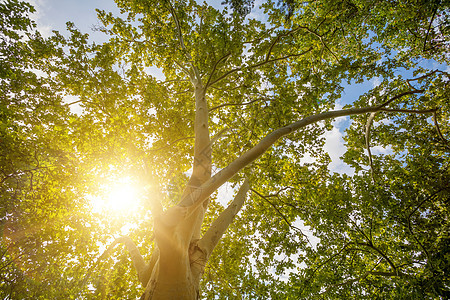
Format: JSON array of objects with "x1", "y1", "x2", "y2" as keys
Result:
[{"x1": 1, "y1": 0, "x2": 449, "y2": 299}]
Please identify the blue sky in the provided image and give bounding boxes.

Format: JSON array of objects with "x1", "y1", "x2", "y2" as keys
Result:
[{"x1": 26, "y1": 0, "x2": 120, "y2": 39}]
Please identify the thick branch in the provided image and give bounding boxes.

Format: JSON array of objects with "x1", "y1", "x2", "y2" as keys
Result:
[
  {"x1": 180, "y1": 90, "x2": 426, "y2": 216},
  {"x1": 365, "y1": 112, "x2": 376, "y2": 182},
  {"x1": 174, "y1": 60, "x2": 191, "y2": 77},
  {"x1": 115, "y1": 236, "x2": 151, "y2": 286},
  {"x1": 187, "y1": 85, "x2": 212, "y2": 188},
  {"x1": 180, "y1": 106, "x2": 388, "y2": 210},
  {"x1": 377, "y1": 89, "x2": 424, "y2": 108},
  {"x1": 198, "y1": 179, "x2": 250, "y2": 258},
  {"x1": 406, "y1": 69, "x2": 439, "y2": 87},
  {"x1": 64, "y1": 99, "x2": 84, "y2": 106},
  {"x1": 77, "y1": 236, "x2": 151, "y2": 296}
]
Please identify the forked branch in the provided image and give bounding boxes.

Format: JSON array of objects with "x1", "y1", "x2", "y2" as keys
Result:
[
  {"x1": 198, "y1": 178, "x2": 250, "y2": 258},
  {"x1": 179, "y1": 105, "x2": 405, "y2": 210},
  {"x1": 179, "y1": 90, "x2": 429, "y2": 220},
  {"x1": 205, "y1": 52, "x2": 231, "y2": 89},
  {"x1": 377, "y1": 90, "x2": 424, "y2": 108},
  {"x1": 251, "y1": 188, "x2": 312, "y2": 246}
]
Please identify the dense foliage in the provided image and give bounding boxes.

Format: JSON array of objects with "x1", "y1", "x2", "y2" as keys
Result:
[{"x1": 1, "y1": 0, "x2": 449, "y2": 298}]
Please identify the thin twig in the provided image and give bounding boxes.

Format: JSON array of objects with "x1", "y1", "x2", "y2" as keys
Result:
[
  {"x1": 148, "y1": 136, "x2": 195, "y2": 152},
  {"x1": 319, "y1": 259, "x2": 382, "y2": 295},
  {"x1": 423, "y1": 4, "x2": 439, "y2": 52},
  {"x1": 251, "y1": 188, "x2": 312, "y2": 247},
  {"x1": 209, "y1": 98, "x2": 262, "y2": 112},
  {"x1": 265, "y1": 27, "x2": 303, "y2": 62},
  {"x1": 251, "y1": 47, "x2": 314, "y2": 70},
  {"x1": 365, "y1": 107, "x2": 437, "y2": 182},
  {"x1": 208, "y1": 47, "x2": 313, "y2": 87},
  {"x1": 404, "y1": 191, "x2": 443, "y2": 271},
  {"x1": 205, "y1": 52, "x2": 231, "y2": 89},
  {"x1": 377, "y1": 89, "x2": 424, "y2": 108},
  {"x1": 356, "y1": 242, "x2": 397, "y2": 272},
  {"x1": 298, "y1": 26, "x2": 338, "y2": 60},
  {"x1": 305, "y1": 243, "x2": 353, "y2": 284},
  {"x1": 408, "y1": 189, "x2": 443, "y2": 220}
]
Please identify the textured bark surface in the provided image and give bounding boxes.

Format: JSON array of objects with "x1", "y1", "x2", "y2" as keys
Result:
[{"x1": 139, "y1": 78, "x2": 213, "y2": 299}]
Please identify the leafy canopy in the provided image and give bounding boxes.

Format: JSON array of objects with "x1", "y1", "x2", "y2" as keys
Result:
[{"x1": 1, "y1": 0, "x2": 449, "y2": 298}]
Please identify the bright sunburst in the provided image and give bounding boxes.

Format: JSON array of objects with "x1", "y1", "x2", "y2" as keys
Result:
[{"x1": 89, "y1": 177, "x2": 141, "y2": 214}]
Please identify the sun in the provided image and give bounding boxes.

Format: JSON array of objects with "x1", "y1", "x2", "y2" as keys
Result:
[
  {"x1": 107, "y1": 183, "x2": 138, "y2": 211},
  {"x1": 89, "y1": 177, "x2": 141, "y2": 214}
]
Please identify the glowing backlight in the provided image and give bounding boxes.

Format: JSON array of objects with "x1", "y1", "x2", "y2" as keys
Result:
[{"x1": 89, "y1": 177, "x2": 141, "y2": 213}]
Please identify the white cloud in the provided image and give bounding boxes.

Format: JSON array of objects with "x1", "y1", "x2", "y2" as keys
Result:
[
  {"x1": 247, "y1": 0, "x2": 267, "y2": 21},
  {"x1": 300, "y1": 151, "x2": 316, "y2": 164},
  {"x1": 371, "y1": 76, "x2": 381, "y2": 88},
  {"x1": 331, "y1": 101, "x2": 350, "y2": 128},
  {"x1": 373, "y1": 118, "x2": 392, "y2": 126},
  {"x1": 323, "y1": 122, "x2": 354, "y2": 175},
  {"x1": 62, "y1": 95, "x2": 84, "y2": 115},
  {"x1": 24, "y1": 0, "x2": 53, "y2": 37},
  {"x1": 144, "y1": 66, "x2": 166, "y2": 81},
  {"x1": 299, "y1": 109, "x2": 353, "y2": 175},
  {"x1": 216, "y1": 181, "x2": 236, "y2": 207},
  {"x1": 371, "y1": 145, "x2": 393, "y2": 155},
  {"x1": 293, "y1": 218, "x2": 320, "y2": 249}
]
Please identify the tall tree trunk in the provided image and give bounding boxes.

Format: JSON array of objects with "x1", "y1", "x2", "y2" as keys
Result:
[{"x1": 140, "y1": 76, "x2": 213, "y2": 299}]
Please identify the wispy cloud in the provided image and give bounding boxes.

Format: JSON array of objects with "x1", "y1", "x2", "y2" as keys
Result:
[
  {"x1": 24, "y1": 0, "x2": 52, "y2": 37},
  {"x1": 323, "y1": 121, "x2": 354, "y2": 175},
  {"x1": 371, "y1": 76, "x2": 381, "y2": 88}
]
